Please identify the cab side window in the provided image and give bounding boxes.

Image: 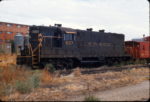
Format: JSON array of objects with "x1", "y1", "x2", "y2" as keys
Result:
[{"x1": 64, "y1": 34, "x2": 76, "y2": 41}]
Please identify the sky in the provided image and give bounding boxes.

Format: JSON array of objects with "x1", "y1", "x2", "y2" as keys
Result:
[{"x1": 0, "y1": 0, "x2": 149, "y2": 40}]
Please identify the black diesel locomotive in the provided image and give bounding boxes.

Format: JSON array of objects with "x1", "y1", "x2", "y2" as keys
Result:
[{"x1": 17, "y1": 24, "x2": 130, "y2": 69}]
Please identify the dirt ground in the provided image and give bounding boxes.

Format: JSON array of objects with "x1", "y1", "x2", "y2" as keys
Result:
[
  {"x1": 66, "y1": 81, "x2": 150, "y2": 101},
  {"x1": 0, "y1": 55, "x2": 150, "y2": 101}
]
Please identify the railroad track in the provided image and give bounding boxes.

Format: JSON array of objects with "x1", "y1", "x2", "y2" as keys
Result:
[
  {"x1": 81, "y1": 65, "x2": 149, "y2": 74},
  {"x1": 59, "y1": 64, "x2": 149, "y2": 76}
]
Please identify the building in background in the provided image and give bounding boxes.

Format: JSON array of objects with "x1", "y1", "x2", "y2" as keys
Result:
[
  {"x1": 0, "y1": 21, "x2": 29, "y2": 44},
  {"x1": 0, "y1": 21, "x2": 29, "y2": 54}
]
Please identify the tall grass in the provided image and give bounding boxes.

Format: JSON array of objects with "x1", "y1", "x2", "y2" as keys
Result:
[
  {"x1": 114, "y1": 59, "x2": 147, "y2": 67},
  {"x1": 0, "y1": 55, "x2": 36, "y2": 97},
  {"x1": 0, "y1": 54, "x2": 53, "y2": 97}
]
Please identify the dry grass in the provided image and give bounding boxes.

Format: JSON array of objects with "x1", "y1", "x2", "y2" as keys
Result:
[
  {"x1": 0, "y1": 66, "x2": 33, "y2": 97},
  {"x1": 40, "y1": 69, "x2": 53, "y2": 84},
  {"x1": 72, "y1": 67, "x2": 81, "y2": 77},
  {"x1": 0, "y1": 54, "x2": 53, "y2": 100},
  {"x1": 0, "y1": 54, "x2": 34, "y2": 98},
  {"x1": 2, "y1": 67, "x2": 149, "y2": 101},
  {"x1": 0, "y1": 55, "x2": 149, "y2": 101},
  {"x1": 0, "y1": 54, "x2": 16, "y2": 67}
]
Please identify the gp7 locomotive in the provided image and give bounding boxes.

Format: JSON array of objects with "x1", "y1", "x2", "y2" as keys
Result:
[{"x1": 16, "y1": 24, "x2": 130, "y2": 69}]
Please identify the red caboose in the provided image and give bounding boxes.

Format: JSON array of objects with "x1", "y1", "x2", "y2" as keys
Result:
[
  {"x1": 125, "y1": 37, "x2": 150, "y2": 59},
  {"x1": 144, "y1": 36, "x2": 150, "y2": 41}
]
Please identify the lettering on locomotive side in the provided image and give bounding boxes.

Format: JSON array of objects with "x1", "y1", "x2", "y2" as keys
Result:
[
  {"x1": 99, "y1": 43, "x2": 113, "y2": 46},
  {"x1": 87, "y1": 42, "x2": 113, "y2": 47},
  {"x1": 65, "y1": 41, "x2": 73, "y2": 45},
  {"x1": 65, "y1": 41, "x2": 113, "y2": 47}
]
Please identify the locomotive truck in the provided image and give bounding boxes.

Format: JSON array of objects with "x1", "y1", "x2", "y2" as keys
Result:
[{"x1": 16, "y1": 24, "x2": 131, "y2": 69}]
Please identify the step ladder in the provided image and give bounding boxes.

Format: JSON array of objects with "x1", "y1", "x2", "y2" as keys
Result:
[
  {"x1": 31, "y1": 45, "x2": 40, "y2": 69},
  {"x1": 32, "y1": 54, "x2": 39, "y2": 69},
  {"x1": 31, "y1": 33, "x2": 43, "y2": 69}
]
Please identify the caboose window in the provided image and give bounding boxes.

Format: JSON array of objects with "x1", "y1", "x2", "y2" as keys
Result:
[{"x1": 142, "y1": 46, "x2": 145, "y2": 50}]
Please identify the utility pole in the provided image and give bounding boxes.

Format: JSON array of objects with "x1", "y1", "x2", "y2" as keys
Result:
[
  {"x1": 148, "y1": 0, "x2": 150, "y2": 63},
  {"x1": 148, "y1": 0, "x2": 150, "y2": 36}
]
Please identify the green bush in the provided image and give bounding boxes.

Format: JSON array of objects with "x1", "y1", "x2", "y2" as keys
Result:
[
  {"x1": 84, "y1": 95, "x2": 100, "y2": 102},
  {"x1": 115, "y1": 61, "x2": 126, "y2": 67},
  {"x1": 15, "y1": 74, "x2": 40, "y2": 94},
  {"x1": 139, "y1": 59, "x2": 147, "y2": 64},
  {"x1": 0, "y1": 83, "x2": 14, "y2": 96},
  {"x1": 127, "y1": 60, "x2": 134, "y2": 65},
  {"x1": 30, "y1": 74, "x2": 40, "y2": 88},
  {"x1": 0, "y1": 49, "x2": 5, "y2": 54},
  {"x1": 134, "y1": 59, "x2": 140, "y2": 64},
  {"x1": 15, "y1": 80, "x2": 32, "y2": 94},
  {"x1": 45, "y1": 64, "x2": 56, "y2": 73}
]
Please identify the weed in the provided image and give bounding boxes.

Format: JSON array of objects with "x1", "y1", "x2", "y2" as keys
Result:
[
  {"x1": 134, "y1": 59, "x2": 138, "y2": 64},
  {"x1": 84, "y1": 95, "x2": 100, "y2": 101},
  {"x1": 114, "y1": 61, "x2": 126, "y2": 67},
  {"x1": 128, "y1": 60, "x2": 134, "y2": 64},
  {"x1": 30, "y1": 74, "x2": 40, "y2": 88},
  {"x1": 140, "y1": 59, "x2": 147, "y2": 64},
  {"x1": 73, "y1": 67, "x2": 81, "y2": 77},
  {"x1": 0, "y1": 49, "x2": 5, "y2": 54}
]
